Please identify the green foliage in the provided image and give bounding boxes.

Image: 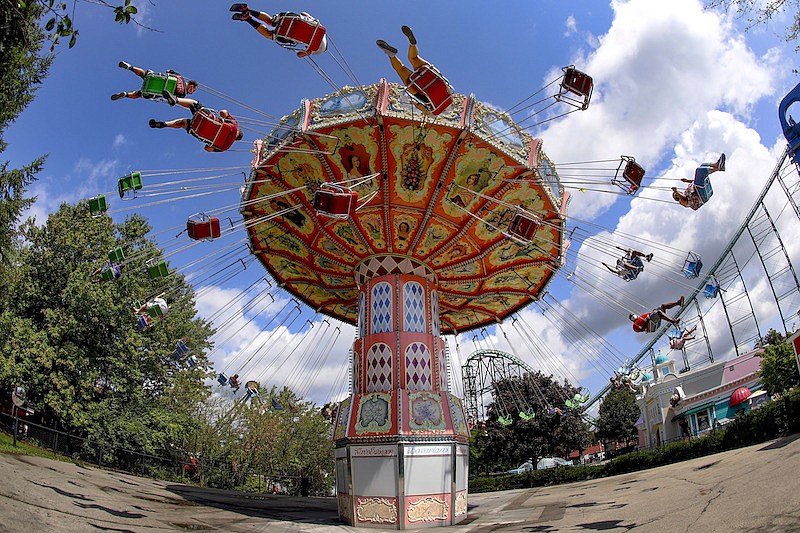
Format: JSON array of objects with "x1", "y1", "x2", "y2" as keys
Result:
[
  {"x1": 470, "y1": 387, "x2": 800, "y2": 493},
  {"x1": 235, "y1": 386, "x2": 335, "y2": 495},
  {"x1": 32, "y1": 0, "x2": 149, "y2": 50},
  {"x1": 1, "y1": 202, "x2": 214, "y2": 463},
  {"x1": 707, "y1": 0, "x2": 800, "y2": 51},
  {"x1": 595, "y1": 388, "x2": 640, "y2": 443},
  {"x1": 0, "y1": 0, "x2": 51, "y2": 287},
  {"x1": 758, "y1": 329, "x2": 800, "y2": 395},
  {"x1": 472, "y1": 371, "x2": 592, "y2": 474}
]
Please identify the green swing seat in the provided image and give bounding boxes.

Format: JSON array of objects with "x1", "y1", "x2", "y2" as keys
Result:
[
  {"x1": 89, "y1": 195, "x2": 108, "y2": 217},
  {"x1": 498, "y1": 415, "x2": 513, "y2": 426},
  {"x1": 118, "y1": 171, "x2": 143, "y2": 199},
  {"x1": 518, "y1": 411, "x2": 535, "y2": 421},
  {"x1": 140, "y1": 73, "x2": 178, "y2": 99},
  {"x1": 147, "y1": 259, "x2": 169, "y2": 279},
  {"x1": 108, "y1": 247, "x2": 125, "y2": 263}
]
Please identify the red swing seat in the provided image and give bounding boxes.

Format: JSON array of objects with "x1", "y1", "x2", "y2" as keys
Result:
[
  {"x1": 612, "y1": 156, "x2": 645, "y2": 195},
  {"x1": 188, "y1": 108, "x2": 238, "y2": 152},
  {"x1": 313, "y1": 185, "x2": 359, "y2": 219},
  {"x1": 507, "y1": 211, "x2": 542, "y2": 243},
  {"x1": 557, "y1": 66, "x2": 593, "y2": 110},
  {"x1": 187, "y1": 213, "x2": 221, "y2": 240},
  {"x1": 407, "y1": 64, "x2": 454, "y2": 116},
  {"x1": 274, "y1": 12, "x2": 327, "y2": 54}
]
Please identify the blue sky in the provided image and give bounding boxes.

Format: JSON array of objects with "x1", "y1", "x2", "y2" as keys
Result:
[{"x1": 7, "y1": 0, "x2": 800, "y2": 412}]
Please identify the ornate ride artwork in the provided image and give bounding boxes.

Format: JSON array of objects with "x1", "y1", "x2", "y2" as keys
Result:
[
  {"x1": 356, "y1": 497, "x2": 399, "y2": 524},
  {"x1": 242, "y1": 81, "x2": 566, "y2": 334},
  {"x1": 454, "y1": 492, "x2": 468, "y2": 517},
  {"x1": 407, "y1": 496, "x2": 449, "y2": 523},
  {"x1": 409, "y1": 391, "x2": 446, "y2": 432},
  {"x1": 355, "y1": 392, "x2": 392, "y2": 434},
  {"x1": 447, "y1": 394, "x2": 469, "y2": 436},
  {"x1": 334, "y1": 397, "x2": 351, "y2": 440}
]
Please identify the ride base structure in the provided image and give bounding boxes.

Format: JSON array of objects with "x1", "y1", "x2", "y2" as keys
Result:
[{"x1": 241, "y1": 80, "x2": 568, "y2": 528}]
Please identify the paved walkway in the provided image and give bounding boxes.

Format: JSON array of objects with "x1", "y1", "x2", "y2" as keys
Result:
[{"x1": 1, "y1": 435, "x2": 799, "y2": 532}]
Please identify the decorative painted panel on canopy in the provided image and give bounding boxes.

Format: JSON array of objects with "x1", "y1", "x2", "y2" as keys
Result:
[{"x1": 241, "y1": 81, "x2": 567, "y2": 333}]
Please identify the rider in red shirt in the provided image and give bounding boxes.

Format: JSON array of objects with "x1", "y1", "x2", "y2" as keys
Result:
[{"x1": 630, "y1": 296, "x2": 684, "y2": 333}]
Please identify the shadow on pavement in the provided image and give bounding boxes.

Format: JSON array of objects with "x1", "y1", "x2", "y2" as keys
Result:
[{"x1": 165, "y1": 484, "x2": 342, "y2": 526}]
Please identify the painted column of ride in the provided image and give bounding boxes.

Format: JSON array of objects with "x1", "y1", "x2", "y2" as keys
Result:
[{"x1": 333, "y1": 265, "x2": 470, "y2": 529}]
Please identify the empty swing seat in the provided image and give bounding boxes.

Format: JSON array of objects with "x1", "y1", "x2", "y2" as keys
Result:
[
  {"x1": 175, "y1": 339, "x2": 190, "y2": 356},
  {"x1": 147, "y1": 259, "x2": 169, "y2": 279},
  {"x1": 187, "y1": 214, "x2": 221, "y2": 240},
  {"x1": 704, "y1": 282, "x2": 720, "y2": 298},
  {"x1": 274, "y1": 13, "x2": 327, "y2": 54},
  {"x1": 108, "y1": 247, "x2": 125, "y2": 263},
  {"x1": 216, "y1": 373, "x2": 229, "y2": 386},
  {"x1": 507, "y1": 212, "x2": 542, "y2": 242},
  {"x1": 558, "y1": 66, "x2": 593, "y2": 110},
  {"x1": 683, "y1": 252, "x2": 703, "y2": 278},
  {"x1": 407, "y1": 64, "x2": 454, "y2": 116},
  {"x1": 89, "y1": 195, "x2": 108, "y2": 217},
  {"x1": 612, "y1": 156, "x2": 645, "y2": 195},
  {"x1": 118, "y1": 172, "x2": 143, "y2": 199},
  {"x1": 313, "y1": 187, "x2": 358, "y2": 219},
  {"x1": 186, "y1": 355, "x2": 198, "y2": 368}
]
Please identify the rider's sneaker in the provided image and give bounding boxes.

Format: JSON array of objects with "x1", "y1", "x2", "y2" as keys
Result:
[
  {"x1": 401, "y1": 25, "x2": 417, "y2": 45},
  {"x1": 376, "y1": 40, "x2": 398, "y2": 56},
  {"x1": 162, "y1": 90, "x2": 177, "y2": 106}
]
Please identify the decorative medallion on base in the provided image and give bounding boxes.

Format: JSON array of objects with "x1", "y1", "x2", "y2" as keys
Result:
[
  {"x1": 407, "y1": 496, "x2": 449, "y2": 523},
  {"x1": 356, "y1": 497, "x2": 399, "y2": 525}
]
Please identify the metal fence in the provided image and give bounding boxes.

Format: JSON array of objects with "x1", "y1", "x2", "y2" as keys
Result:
[{"x1": 0, "y1": 411, "x2": 302, "y2": 494}]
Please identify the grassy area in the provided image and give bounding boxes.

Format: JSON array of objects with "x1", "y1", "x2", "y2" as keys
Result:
[{"x1": 0, "y1": 430, "x2": 65, "y2": 461}]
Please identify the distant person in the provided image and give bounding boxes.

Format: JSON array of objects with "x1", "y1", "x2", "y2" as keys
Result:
[
  {"x1": 111, "y1": 61, "x2": 197, "y2": 101},
  {"x1": 630, "y1": 296, "x2": 684, "y2": 333},
  {"x1": 669, "y1": 325, "x2": 697, "y2": 350}
]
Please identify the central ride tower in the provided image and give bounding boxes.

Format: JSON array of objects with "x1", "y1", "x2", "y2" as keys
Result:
[{"x1": 241, "y1": 79, "x2": 570, "y2": 528}]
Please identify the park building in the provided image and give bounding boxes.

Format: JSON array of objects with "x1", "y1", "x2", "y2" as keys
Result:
[{"x1": 634, "y1": 349, "x2": 766, "y2": 447}]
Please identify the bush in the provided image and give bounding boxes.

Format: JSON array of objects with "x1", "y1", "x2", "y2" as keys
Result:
[{"x1": 469, "y1": 388, "x2": 800, "y2": 493}]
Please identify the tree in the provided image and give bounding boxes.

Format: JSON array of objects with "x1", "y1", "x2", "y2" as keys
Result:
[
  {"x1": 758, "y1": 329, "x2": 800, "y2": 395},
  {"x1": 595, "y1": 388, "x2": 640, "y2": 445},
  {"x1": 473, "y1": 371, "x2": 591, "y2": 473},
  {"x1": 707, "y1": 0, "x2": 800, "y2": 51},
  {"x1": 1, "y1": 202, "x2": 214, "y2": 460},
  {"x1": 235, "y1": 386, "x2": 334, "y2": 495},
  {"x1": 0, "y1": 0, "x2": 51, "y2": 287}
]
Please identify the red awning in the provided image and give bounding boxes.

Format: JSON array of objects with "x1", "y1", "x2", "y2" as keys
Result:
[{"x1": 729, "y1": 387, "x2": 752, "y2": 407}]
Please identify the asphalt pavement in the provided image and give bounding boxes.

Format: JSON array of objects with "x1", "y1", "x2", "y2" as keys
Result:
[{"x1": 1, "y1": 435, "x2": 799, "y2": 532}]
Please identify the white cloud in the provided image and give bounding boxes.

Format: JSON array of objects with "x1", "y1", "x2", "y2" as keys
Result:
[
  {"x1": 541, "y1": 0, "x2": 779, "y2": 219},
  {"x1": 564, "y1": 15, "x2": 577, "y2": 37},
  {"x1": 23, "y1": 157, "x2": 119, "y2": 225},
  {"x1": 113, "y1": 133, "x2": 127, "y2": 149}
]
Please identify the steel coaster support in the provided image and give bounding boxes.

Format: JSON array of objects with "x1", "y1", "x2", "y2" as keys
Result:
[
  {"x1": 716, "y1": 252, "x2": 762, "y2": 356},
  {"x1": 694, "y1": 298, "x2": 714, "y2": 363},
  {"x1": 461, "y1": 348, "x2": 537, "y2": 422},
  {"x1": 583, "y1": 148, "x2": 789, "y2": 412},
  {"x1": 774, "y1": 156, "x2": 800, "y2": 220},
  {"x1": 746, "y1": 200, "x2": 800, "y2": 334}
]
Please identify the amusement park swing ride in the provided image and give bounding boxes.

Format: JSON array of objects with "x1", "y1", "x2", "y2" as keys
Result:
[{"x1": 89, "y1": 7, "x2": 800, "y2": 528}]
